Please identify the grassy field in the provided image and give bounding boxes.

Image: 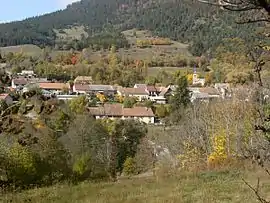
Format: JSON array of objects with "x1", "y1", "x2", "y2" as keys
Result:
[
  {"x1": 0, "y1": 44, "x2": 42, "y2": 56},
  {"x1": 1, "y1": 169, "x2": 270, "y2": 203}
]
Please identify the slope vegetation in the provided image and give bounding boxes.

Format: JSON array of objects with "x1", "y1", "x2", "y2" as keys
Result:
[{"x1": 0, "y1": 0, "x2": 265, "y2": 55}]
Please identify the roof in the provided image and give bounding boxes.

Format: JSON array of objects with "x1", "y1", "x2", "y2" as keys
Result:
[
  {"x1": 146, "y1": 85, "x2": 157, "y2": 92},
  {"x1": 88, "y1": 104, "x2": 122, "y2": 116},
  {"x1": 38, "y1": 83, "x2": 69, "y2": 90},
  {"x1": 89, "y1": 85, "x2": 115, "y2": 91},
  {"x1": 134, "y1": 84, "x2": 147, "y2": 89},
  {"x1": 88, "y1": 104, "x2": 154, "y2": 117},
  {"x1": 12, "y1": 78, "x2": 28, "y2": 85},
  {"x1": 74, "y1": 84, "x2": 90, "y2": 91},
  {"x1": 199, "y1": 87, "x2": 220, "y2": 95},
  {"x1": 120, "y1": 88, "x2": 148, "y2": 95},
  {"x1": 123, "y1": 107, "x2": 155, "y2": 117},
  {"x1": 159, "y1": 87, "x2": 171, "y2": 96},
  {"x1": 0, "y1": 93, "x2": 10, "y2": 100}
]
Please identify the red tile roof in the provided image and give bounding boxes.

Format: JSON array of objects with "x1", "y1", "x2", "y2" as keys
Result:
[
  {"x1": 120, "y1": 88, "x2": 148, "y2": 95},
  {"x1": 88, "y1": 104, "x2": 154, "y2": 117},
  {"x1": 123, "y1": 107, "x2": 154, "y2": 117}
]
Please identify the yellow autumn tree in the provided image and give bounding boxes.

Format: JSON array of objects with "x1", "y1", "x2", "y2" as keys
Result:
[
  {"x1": 96, "y1": 93, "x2": 107, "y2": 103},
  {"x1": 186, "y1": 74, "x2": 193, "y2": 85}
]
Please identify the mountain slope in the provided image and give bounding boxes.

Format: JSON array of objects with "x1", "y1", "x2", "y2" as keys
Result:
[{"x1": 0, "y1": 0, "x2": 265, "y2": 55}]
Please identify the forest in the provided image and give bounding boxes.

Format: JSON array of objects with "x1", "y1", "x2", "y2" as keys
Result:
[{"x1": 0, "y1": 0, "x2": 268, "y2": 55}]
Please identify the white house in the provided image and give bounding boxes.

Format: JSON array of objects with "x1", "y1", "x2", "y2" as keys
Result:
[{"x1": 117, "y1": 87, "x2": 149, "y2": 101}]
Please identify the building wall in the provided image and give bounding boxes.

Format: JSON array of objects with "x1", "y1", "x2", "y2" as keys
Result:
[{"x1": 94, "y1": 115, "x2": 154, "y2": 124}]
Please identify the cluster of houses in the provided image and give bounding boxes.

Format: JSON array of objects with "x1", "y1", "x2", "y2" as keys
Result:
[{"x1": 1, "y1": 70, "x2": 235, "y2": 124}]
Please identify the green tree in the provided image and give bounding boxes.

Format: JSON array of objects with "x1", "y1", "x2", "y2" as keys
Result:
[
  {"x1": 123, "y1": 97, "x2": 137, "y2": 108},
  {"x1": 170, "y1": 76, "x2": 191, "y2": 111},
  {"x1": 155, "y1": 104, "x2": 169, "y2": 118},
  {"x1": 68, "y1": 96, "x2": 87, "y2": 115}
]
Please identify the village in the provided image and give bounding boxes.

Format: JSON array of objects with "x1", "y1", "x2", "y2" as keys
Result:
[{"x1": 0, "y1": 68, "x2": 252, "y2": 124}]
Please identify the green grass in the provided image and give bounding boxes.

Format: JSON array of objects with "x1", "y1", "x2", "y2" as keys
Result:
[
  {"x1": 0, "y1": 44, "x2": 42, "y2": 56},
  {"x1": 1, "y1": 169, "x2": 270, "y2": 203}
]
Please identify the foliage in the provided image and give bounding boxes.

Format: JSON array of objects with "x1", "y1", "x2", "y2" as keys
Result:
[
  {"x1": 96, "y1": 93, "x2": 107, "y2": 103},
  {"x1": 170, "y1": 76, "x2": 191, "y2": 111},
  {"x1": 122, "y1": 157, "x2": 136, "y2": 176},
  {"x1": 72, "y1": 153, "x2": 92, "y2": 178},
  {"x1": 68, "y1": 96, "x2": 87, "y2": 114},
  {"x1": 0, "y1": 0, "x2": 265, "y2": 56},
  {"x1": 123, "y1": 97, "x2": 137, "y2": 108},
  {"x1": 154, "y1": 104, "x2": 170, "y2": 118}
]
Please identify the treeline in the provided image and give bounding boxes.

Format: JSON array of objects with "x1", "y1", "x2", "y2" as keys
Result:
[{"x1": 0, "y1": 0, "x2": 266, "y2": 55}]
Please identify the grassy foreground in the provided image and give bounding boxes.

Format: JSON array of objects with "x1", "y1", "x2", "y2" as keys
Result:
[{"x1": 1, "y1": 169, "x2": 270, "y2": 203}]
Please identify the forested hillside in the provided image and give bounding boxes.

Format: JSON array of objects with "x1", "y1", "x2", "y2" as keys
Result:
[{"x1": 0, "y1": 0, "x2": 267, "y2": 55}]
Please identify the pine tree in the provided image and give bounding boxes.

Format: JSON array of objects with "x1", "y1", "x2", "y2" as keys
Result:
[{"x1": 170, "y1": 76, "x2": 191, "y2": 111}]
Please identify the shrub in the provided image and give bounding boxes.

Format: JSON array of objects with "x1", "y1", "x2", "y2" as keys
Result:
[
  {"x1": 6, "y1": 143, "x2": 40, "y2": 186},
  {"x1": 123, "y1": 157, "x2": 136, "y2": 176}
]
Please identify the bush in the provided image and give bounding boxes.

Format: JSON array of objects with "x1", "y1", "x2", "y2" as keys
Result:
[
  {"x1": 123, "y1": 157, "x2": 136, "y2": 176},
  {"x1": 73, "y1": 153, "x2": 92, "y2": 180},
  {"x1": 5, "y1": 143, "x2": 40, "y2": 186}
]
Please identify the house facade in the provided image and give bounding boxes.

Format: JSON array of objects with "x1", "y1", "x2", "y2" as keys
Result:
[
  {"x1": 88, "y1": 85, "x2": 117, "y2": 96},
  {"x1": 117, "y1": 87, "x2": 149, "y2": 101}
]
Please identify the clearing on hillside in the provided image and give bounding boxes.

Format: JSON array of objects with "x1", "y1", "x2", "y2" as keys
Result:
[
  {"x1": 54, "y1": 25, "x2": 89, "y2": 41},
  {"x1": 0, "y1": 44, "x2": 42, "y2": 56}
]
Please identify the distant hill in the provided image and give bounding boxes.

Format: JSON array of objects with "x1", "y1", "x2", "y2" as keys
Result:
[{"x1": 0, "y1": 0, "x2": 266, "y2": 55}]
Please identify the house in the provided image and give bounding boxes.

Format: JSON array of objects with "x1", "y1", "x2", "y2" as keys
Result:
[
  {"x1": 11, "y1": 77, "x2": 28, "y2": 89},
  {"x1": 73, "y1": 84, "x2": 90, "y2": 94},
  {"x1": 38, "y1": 83, "x2": 70, "y2": 93},
  {"x1": 158, "y1": 86, "x2": 173, "y2": 97},
  {"x1": 199, "y1": 87, "x2": 220, "y2": 99},
  {"x1": 134, "y1": 84, "x2": 159, "y2": 96},
  {"x1": 190, "y1": 92, "x2": 211, "y2": 103},
  {"x1": 117, "y1": 87, "x2": 149, "y2": 101},
  {"x1": 74, "y1": 76, "x2": 93, "y2": 85},
  {"x1": 189, "y1": 87, "x2": 221, "y2": 103},
  {"x1": 134, "y1": 84, "x2": 147, "y2": 89},
  {"x1": 145, "y1": 85, "x2": 159, "y2": 96},
  {"x1": 88, "y1": 85, "x2": 116, "y2": 96},
  {"x1": 88, "y1": 103, "x2": 155, "y2": 124},
  {"x1": 11, "y1": 77, "x2": 49, "y2": 89},
  {"x1": 18, "y1": 70, "x2": 35, "y2": 77},
  {"x1": 0, "y1": 93, "x2": 13, "y2": 105}
]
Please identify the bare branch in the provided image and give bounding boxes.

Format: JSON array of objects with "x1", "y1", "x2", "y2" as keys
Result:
[
  {"x1": 242, "y1": 178, "x2": 269, "y2": 203},
  {"x1": 197, "y1": 0, "x2": 270, "y2": 23}
]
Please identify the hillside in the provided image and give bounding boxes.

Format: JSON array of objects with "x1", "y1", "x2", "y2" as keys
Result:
[{"x1": 0, "y1": 0, "x2": 265, "y2": 55}]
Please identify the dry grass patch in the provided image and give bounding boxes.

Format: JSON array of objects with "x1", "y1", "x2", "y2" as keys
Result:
[{"x1": 1, "y1": 169, "x2": 270, "y2": 203}]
